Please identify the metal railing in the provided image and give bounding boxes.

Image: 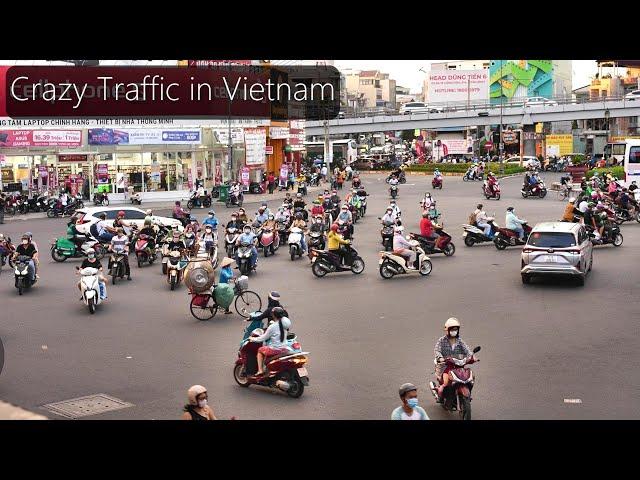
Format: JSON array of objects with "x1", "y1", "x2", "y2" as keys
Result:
[{"x1": 336, "y1": 95, "x2": 635, "y2": 120}]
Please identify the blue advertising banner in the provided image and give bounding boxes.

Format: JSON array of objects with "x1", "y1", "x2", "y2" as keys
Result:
[{"x1": 88, "y1": 128, "x2": 201, "y2": 145}]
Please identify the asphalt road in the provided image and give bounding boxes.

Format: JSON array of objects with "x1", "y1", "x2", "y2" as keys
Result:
[{"x1": 1, "y1": 171, "x2": 639, "y2": 420}]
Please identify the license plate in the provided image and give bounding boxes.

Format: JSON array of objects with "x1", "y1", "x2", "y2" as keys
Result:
[
  {"x1": 297, "y1": 367, "x2": 308, "y2": 377},
  {"x1": 545, "y1": 255, "x2": 557, "y2": 262}
]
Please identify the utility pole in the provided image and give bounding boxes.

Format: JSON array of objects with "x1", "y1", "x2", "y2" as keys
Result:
[
  {"x1": 227, "y1": 64, "x2": 234, "y2": 181},
  {"x1": 499, "y1": 60, "x2": 504, "y2": 174},
  {"x1": 324, "y1": 118, "x2": 331, "y2": 185}
]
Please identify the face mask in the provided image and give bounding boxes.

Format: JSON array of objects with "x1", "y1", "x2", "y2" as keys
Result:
[
  {"x1": 449, "y1": 330, "x2": 458, "y2": 337},
  {"x1": 88, "y1": 255, "x2": 95, "y2": 260},
  {"x1": 231, "y1": 217, "x2": 237, "y2": 221},
  {"x1": 22, "y1": 240, "x2": 28, "y2": 245},
  {"x1": 407, "y1": 398, "x2": 419, "y2": 409},
  {"x1": 208, "y1": 214, "x2": 213, "y2": 218},
  {"x1": 197, "y1": 399, "x2": 207, "y2": 408}
]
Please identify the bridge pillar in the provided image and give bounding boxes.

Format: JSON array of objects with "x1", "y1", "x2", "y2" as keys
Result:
[{"x1": 522, "y1": 124, "x2": 536, "y2": 157}]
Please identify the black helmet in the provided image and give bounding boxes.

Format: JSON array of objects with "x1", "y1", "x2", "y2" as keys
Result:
[
  {"x1": 272, "y1": 306, "x2": 286, "y2": 319},
  {"x1": 399, "y1": 383, "x2": 417, "y2": 397},
  {"x1": 296, "y1": 213, "x2": 303, "y2": 220}
]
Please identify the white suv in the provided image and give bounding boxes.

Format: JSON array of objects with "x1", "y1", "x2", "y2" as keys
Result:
[
  {"x1": 520, "y1": 222, "x2": 593, "y2": 286},
  {"x1": 72, "y1": 206, "x2": 183, "y2": 235},
  {"x1": 524, "y1": 96, "x2": 558, "y2": 107}
]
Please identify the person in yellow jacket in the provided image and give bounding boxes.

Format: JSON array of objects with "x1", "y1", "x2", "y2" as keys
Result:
[
  {"x1": 327, "y1": 223, "x2": 350, "y2": 265},
  {"x1": 561, "y1": 198, "x2": 578, "y2": 222}
]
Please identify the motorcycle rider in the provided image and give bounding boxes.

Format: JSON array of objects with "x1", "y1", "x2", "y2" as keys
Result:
[
  {"x1": 167, "y1": 230, "x2": 186, "y2": 253},
  {"x1": 200, "y1": 224, "x2": 217, "y2": 256},
  {"x1": 110, "y1": 228, "x2": 131, "y2": 281},
  {"x1": 249, "y1": 307, "x2": 292, "y2": 377},
  {"x1": 236, "y1": 208, "x2": 249, "y2": 225},
  {"x1": 13, "y1": 233, "x2": 39, "y2": 283},
  {"x1": 202, "y1": 210, "x2": 219, "y2": 230},
  {"x1": 388, "y1": 200, "x2": 402, "y2": 220},
  {"x1": 433, "y1": 317, "x2": 476, "y2": 402},
  {"x1": 582, "y1": 202, "x2": 599, "y2": 238},
  {"x1": 293, "y1": 192, "x2": 306, "y2": 211},
  {"x1": 274, "y1": 207, "x2": 290, "y2": 226},
  {"x1": 421, "y1": 192, "x2": 434, "y2": 210},
  {"x1": 391, "y1": 383, "x2": 429, "y2": 420},
  {"x1": 337, "y1": 204, "x2": 354, "y2": 237},
  {"x1": 254, "y1": 205, "x2": 269, "y2": 227},
  {"x1": 67, "y1": 219, "x2": 89, "y2": 251},
  {"x1": 474, "y1": 204, "x2": 492, "y2": 237},
  {"x1": 486, "y1": 172, "x2": 498, "y2": 196},
  {"x1": 182, "y1": 385, "x2": 217, "y2": 420},
  {"x1": 330, "y1": 189, "x2": 340, "y2": 205},
  {"x1": 76, "y1": 248, "x2": 107, "y2": 300},
  {"x1": 289, "y1": 212, "x2": 308, "y2": 254},
  {"x1": 226, "y1": 212, "x2": 244, "y2": 231},
  {"x1": 283, "y1": 192, "x2": 293, "y2": 208},
  {"x1": 311, "y1": 199, "x2": 325, "y2": 217},
  {"x1": 252, "y1": 291, "x2": 289, "y2": 323},
  {"x1": 138, "y1": 217, "x2": 158, "y2": 252},
  {"x1": 381, "y1": 207, "x2": 396, "y2": 226},
  {"x1": 392, "y1": 225, "x2": 416, "y2": 269},
  {"x1": 235, "y1": 224, "x2": 258, "y2": 270},
  {"x1": 419, "y1": 210, "x2": 437, "y2": 244},
  {"x1": 505, "y1": 206, "x2": 527, "y2": 240},
  {"x1": 229, "y1": 182, "x2": 241, "y2": 205},
  {"x1": 388, "y1": 174, "x2": 399, "y2": 194},
  {"x1": 95, "y1": 212, "x2": 118, "y2": 243},
  {"x1": 327, "y1": 222, "x2": 350, "y2": 266},
  {"x1": 260, "y1": 213, "x2": 278, "y2": 239},
  {"x1": 561, "y1": 198, "x2": 579, "y2": 222},
  {"x1": 173, "y1": 201, "x2": 190, "y2": 227}
]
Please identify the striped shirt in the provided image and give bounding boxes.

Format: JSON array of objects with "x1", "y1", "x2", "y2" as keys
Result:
[
  {"x1": 111, "y1": 235, "x2": 129, "y2": 253},
  {"x1": 433, "y1": 335, "x2": 470, "y2": 376}
]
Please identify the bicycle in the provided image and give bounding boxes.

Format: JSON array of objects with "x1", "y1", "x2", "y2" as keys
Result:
[{"x1": 189, "y1": 276, "x2": 261, "y2": 321}]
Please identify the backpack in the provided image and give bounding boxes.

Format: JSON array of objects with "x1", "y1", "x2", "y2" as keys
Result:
[{"x1": 468, "y1": 212, "x2": 477, "y2": 225}]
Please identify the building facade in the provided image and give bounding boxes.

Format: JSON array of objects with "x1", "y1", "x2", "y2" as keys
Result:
[{"x1": 344, "y1": 70, "x2": 397, "y2": 110}]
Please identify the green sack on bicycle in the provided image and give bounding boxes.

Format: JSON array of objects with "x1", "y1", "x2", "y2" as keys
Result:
[{"x1": 214, "y1": 283, "x2": 234, "y2": 309}]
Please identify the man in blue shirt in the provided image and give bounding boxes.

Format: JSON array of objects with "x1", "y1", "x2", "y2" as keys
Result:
[
  {"x1": 235, "y1": 224, "x2": 258, "y2": 270},
  {"x1": 202, "y1": 210, "x2": 219, "y2": 229},
  {"x1": 391, "y1": 383, "x2": 429, "y2": 420},
  {"x1": 254, "y1": 205, "x2": 269, "y2": 227}
]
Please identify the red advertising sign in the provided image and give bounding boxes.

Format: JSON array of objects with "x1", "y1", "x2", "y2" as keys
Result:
[
  {"x1": 0, "y1": 129, "x2": 82, "y2": 147},
  {"x1": 241, "y1": 167, "x2": 250, "y2": 187},
  {"x1": 484, "y1": 141, "x2": 493, "y2": 149},
  {"x1": 265, "y1": 145, "x2": 274, "y2": 155}
]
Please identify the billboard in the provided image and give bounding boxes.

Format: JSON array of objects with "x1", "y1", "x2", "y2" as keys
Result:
[
  {"x1": 0, "y1": 129, "x2": 82, "y2": 147},
  {"x1": 426, "y1": 70, "x2": 489, "y2": 104},
  {"x1": 489, "y1": 60, "x2": 553, "y2": 103},
  {"x1": 432, "y1": 139, "x2": 472, "y2": 156},
  {"x1": 88, "y1": 128, "x2": 201, "y2": 145},
  {"x1": 545, "y1": 134, "x2": 573, "y2": 156}
]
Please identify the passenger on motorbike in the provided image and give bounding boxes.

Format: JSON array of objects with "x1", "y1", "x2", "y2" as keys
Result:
[
  {"x1": 392, "y1": 225, "x2": 415, "y2": 269},
  {"x1": 505, "y1": 206, "x2": 527, "y2": 240},
  {"x1": 13, "y1": 234, "x2": 38, "y2": 282},
  {"x1": 110, "y1": 228, "x2": 131, "y2": 281},
  {"x1": 327, "y1": 223, "x2": 350, "y2": 265},
  {"x1": 77, "y1": 248, "x2": 107, "y2": 300},
  {"x1": 433, "y1": 317, "x2": 475, "y2": 402},
  {"x1": 236, "y1": 208, "x2": 249, "y2": 225},
  {"x1": 289, "y1": 213, "x2": 308, "y2": 253},
  {"x1": 113, "y1": 211, "x2": 131, "y2": 230},
  {"x1": 173, "y1": 201, "x2": 189, "y2": 226},
  {"x1": 226, "y1": 213, "x2": 244, "y2": 231},
  {"x1": 235, "y1": 224, "x2": 258, "y2": 269},
  {"x1": 249, "y1": 307, "x2": 292, "y2": 377},
  {"x1": 474, "y1": 204, "x2": 492, "y2": 237}
]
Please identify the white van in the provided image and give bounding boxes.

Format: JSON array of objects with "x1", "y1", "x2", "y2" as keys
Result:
[{"x1": 623, "y1": 139, "x2": 640, "y2": 186}]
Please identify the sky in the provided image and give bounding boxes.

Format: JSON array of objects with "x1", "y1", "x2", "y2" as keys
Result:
[{"x1": 334, "y1": 60, "x2": 597, "y2": 93}]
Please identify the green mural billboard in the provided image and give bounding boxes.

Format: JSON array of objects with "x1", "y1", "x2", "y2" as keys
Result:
[{"x1": 489, "y1": 60, "x2": 554, "y2": 104}]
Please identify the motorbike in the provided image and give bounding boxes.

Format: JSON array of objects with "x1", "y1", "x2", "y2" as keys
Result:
[
  {"x1": 379, "y1": 240, "x2": 432, "y2": 279},
  {"x1": 429, "y1": 346, "x2": 481, "y2": 420},
  {"x1": 47, "y1": 200, "x2": 77, "y2": 218},
  {"x1": 225, "y1": 227, "x2": 240, "y2": 258},
  {"x1": 277, "y1": 221, "x2": 289, "y2": 245},
  {"x1": 294, "y1": 206, "x2": 308, "y2": 222},
  {"x1": 184, "y1": 232, "x2": 198, "y2": 256},
  {"x1": 482, "y1": 181, "x2": 501, "y2": 200},
  {"x1": 310, "y1": 244, "x2": 365, "y2": 277},
  {"x1": 166, "y1": 249, "x2": 186, "y2": 290},
  {"x1": 308, "y1": 230, "x2": 325, "y2": 251},
  {"x1": 93, "y1": 192, "x2": 110, "y2": 206},
  {"x1": 462, "y1": 218, "x2": 498, "y2": 247},
  {"x1": 187, "y1": 191, "x2": 212, "y2": 209},
  {"x1": 131, "y1": 191, "x2": 142, "y2": 205},
  {"x1": 357, "y1": 191, "x2": 368, "y2": 217},
  {"x1": 109, "y1": 252, "x2": 128, "y2": 284},
  {"x1": 3, "y1": 196, "x2": 18, "y2": 216},
  {"x1": 134, "y1": 233, "x2": 156, "y2": 267},
  {"x1": 234, "y1": 318, "x2": 310, "y2": 398},
  {"x1": 259, "y1": 226, "x2": 280, "y2": 257},
  {"x1": 380, "y1": 223, "x2": 395, "y2": 251},
  {"x1": 237, "y1": 240, "x2": 256, "y2": 275},
  {"x1": 78, "y1": 266, "x2": 104, "y2": 314},
  {"x1": 309, "y1": 173, "x2": 320, "y2": 186},
  {"x1": 432, "y1": 176, "x2": 443, "y2": 189},
  {"x1": 14, "y1": 255, "x2": 36, "y2": 295},
  {"x1": 521, "y1": 181, "x2": 548, "y2": 199},
  {"x1": 493, "y1": 223, "x2": 532, "y2": 250},
  {"x1": 463, "y1": 169, "x2": 482, "y2": 182},
  {"x1": 587, "y1": 223, "x2": 623, "y2": 247},
  {"x1": 613, "y1": 204, "x2": 640, "y2": 224},
  {"x1": 409, "y1": 228, "x2": 455, "y2": 256},
  {"x1": 249, "y1": 182, "x2": 264, "y2": 194},
  {"x1": 288, "y1": 226, "x2": 304, "y2": 261},
  {"x1": 225, "y1": 192, "x2": 244, "y2": 208},
  {"x1": 1, "y1": 237, "x2": 16, "y2": 270},
  {"x1": 51, "y1": 235, "x2": 105, "y2": 262},
  {"x1": 386, "y1": 171, "x2": 406, "y2": 184},
  {"x1": 389, "y1": 184, "x2": 398, "y2": 199},
  {"x1": 352, "y1": 177, "x2": 362, "y2": 189},
  {"x1": 297, "y1": 181, "x2": 308, "y2": 196}
]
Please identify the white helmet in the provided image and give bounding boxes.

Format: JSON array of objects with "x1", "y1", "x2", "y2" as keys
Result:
[
  {"x1": 444, "y1": 317, "x2": 461, "y2": 329},
  {"x1": 394, "y1": 225, "x2": 404, "y2": 233}
]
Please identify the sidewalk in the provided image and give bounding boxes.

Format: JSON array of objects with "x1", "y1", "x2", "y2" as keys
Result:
[{"x1": 0, "y1": 400, "x2": 47, "y2": 420}]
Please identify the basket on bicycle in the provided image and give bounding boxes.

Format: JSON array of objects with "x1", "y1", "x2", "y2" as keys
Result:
[{"x1": 234, "y1": 275, "x2": 249, "y2": 295}]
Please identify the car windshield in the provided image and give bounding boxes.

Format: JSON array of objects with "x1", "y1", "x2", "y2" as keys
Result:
[{"x1": 528, "y1": 232, "x2": 576, "y2": 248}]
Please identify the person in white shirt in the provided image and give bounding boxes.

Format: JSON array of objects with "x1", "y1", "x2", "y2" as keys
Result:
[
  {"x1": 474, "y1": 203, "x2": 492, "y2": 237},
  {"x1": 392, "y1": 226, "x2": 415, "y2": 269},
  {"x1": 578, "y1": 199, "x2": 589, "y2": 214},
  {"x1": 345, "y1": 164, "x2": 353, "y2": 180},
  {"x1": 320, "y1": 165, "x2": 328, "y2": 183}
]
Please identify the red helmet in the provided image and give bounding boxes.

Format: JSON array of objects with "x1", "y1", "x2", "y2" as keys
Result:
[
  {"x1": 117, "y1": 210, "x2": 125, "y2": 217},
  {"x1": 330, "y1": 223, "x2": 339, "y2": 232}
]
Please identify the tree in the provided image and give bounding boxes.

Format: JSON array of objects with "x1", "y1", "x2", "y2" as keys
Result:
[{"x1": 400, "y1": 130, "x2": 416, "y2": 142}]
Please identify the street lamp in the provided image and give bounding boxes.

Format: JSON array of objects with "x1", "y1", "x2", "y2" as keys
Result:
[{"x1": 604, "y1": 109, "x2": 610, "y2": 142}]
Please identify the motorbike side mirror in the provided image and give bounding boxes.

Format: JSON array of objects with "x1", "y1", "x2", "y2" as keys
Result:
[
  {"x1": 377, "y1": 217, "x2": 382, "y2": 220},
  {"x1": 473, "y1": 346, "x2": 481, "y2": 354}
]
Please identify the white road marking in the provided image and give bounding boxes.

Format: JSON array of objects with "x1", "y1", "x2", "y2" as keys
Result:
[{"x1": 564, "y1": 398, "x2": 582, "y2": 404}]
